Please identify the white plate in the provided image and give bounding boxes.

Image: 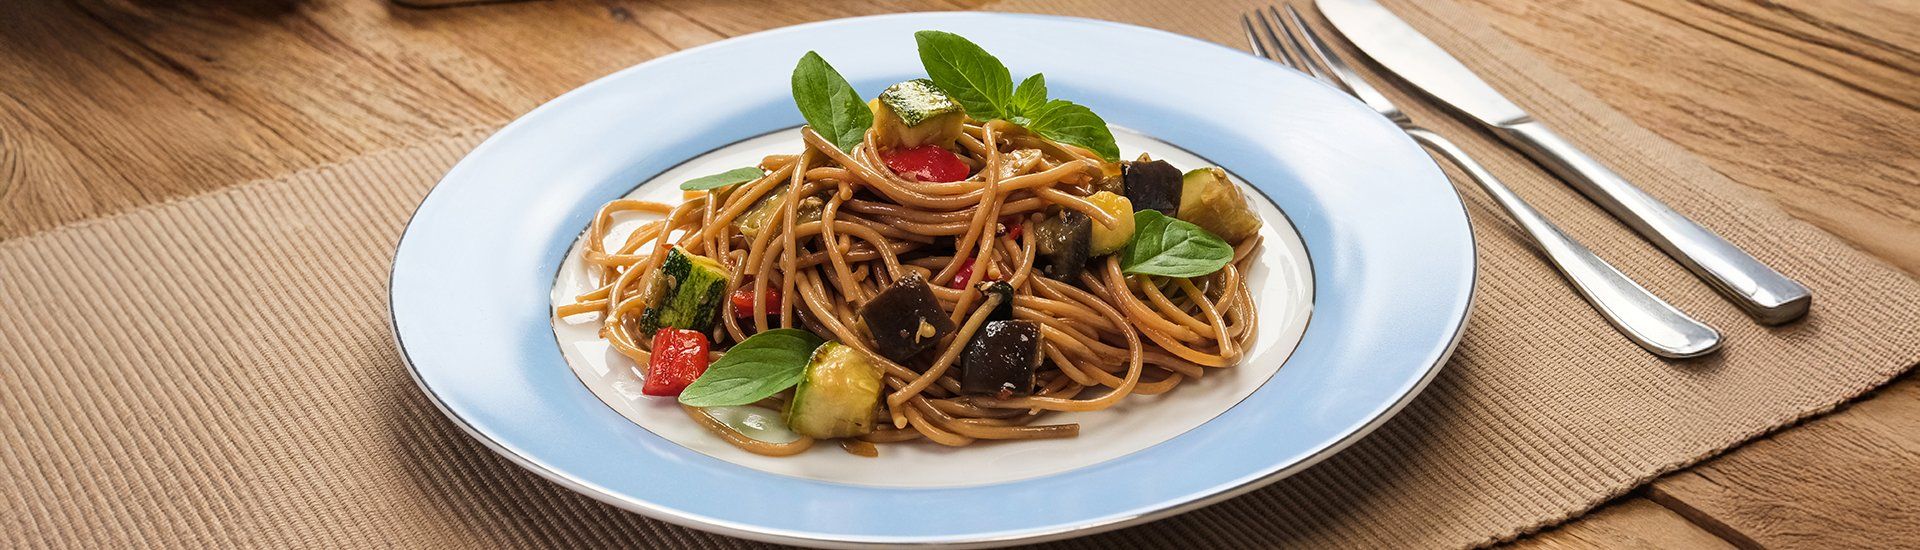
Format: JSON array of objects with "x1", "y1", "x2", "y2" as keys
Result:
[{"x1": 391, "y1": 12, "x2": 1474, "y2": 547}]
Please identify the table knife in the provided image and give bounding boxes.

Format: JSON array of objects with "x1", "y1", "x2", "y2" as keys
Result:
[{"x1": 1316, "y1": 0, "x2": 1811, "y2": 325}]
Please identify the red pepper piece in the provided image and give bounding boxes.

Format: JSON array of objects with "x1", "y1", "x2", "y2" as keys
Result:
[
  {"x1": 882, "y1": 145, "x2": 969, "y2": 183},
  {"x1": 729, "y1": 287, "x2": 782, "y2": 317},
  {"x1": 949, "y1": 258, "x2": 976, "y2": 289},
  {"x1": 642, "y1": 328, "x2": 710, "y2": 396},
  {"x1": 999, "y1": 216, "x2": 1023, "y2": 241}
]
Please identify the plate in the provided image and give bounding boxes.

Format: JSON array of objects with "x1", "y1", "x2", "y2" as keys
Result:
[{"x1": 391, "y1": 12, "x2": 1473, "y2": 548}]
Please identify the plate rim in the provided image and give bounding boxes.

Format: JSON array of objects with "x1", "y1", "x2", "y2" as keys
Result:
[{"x1": 388, "y1": 11, "x2": 1476, "y2": 548}]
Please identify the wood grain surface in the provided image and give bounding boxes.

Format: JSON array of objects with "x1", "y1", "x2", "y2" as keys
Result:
[{"x1": 2, "y1": 0, "x2": 1913, "y2": 547}]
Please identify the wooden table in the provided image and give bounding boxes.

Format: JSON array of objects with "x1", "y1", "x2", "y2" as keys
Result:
[{"x1": 4, "y1": 0, "x2": 1913, "y2": 547}]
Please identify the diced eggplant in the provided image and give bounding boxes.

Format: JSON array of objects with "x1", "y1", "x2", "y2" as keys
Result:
[
  {"x1": 1084, "y1": 191, "x2": 1135, "y2": 256},
  {"x1": 1091, "y1": 160, "x2": 1125, "y2": 197},
  {"x1": 638, "y1": 246, "x2": 728, "y2": 337},
  {"x1": 1035, "y1": 209, "x2": 1092, "y2": 282},
  {"x1": 1123, "y1": 159, "x2": 1182, "y2": 216},
  {"x1": 872, "y1": 79, "x2": 966, "y2": 148},
  {"x1": 732, "y1": 184, "x2": 825, "y2": 238},
  {"x1": 978, "y1": 280, "x2": 1015, "y2": 322},
  {"x1": 1178, "y1": 167, "x2": 1263, "y2": 242},
  {"x1": 961, "y1": 320, "x2": 1042, "y2": 397},
  {"x1": 785, "y1": 342, "x2": 884, "y2": 438},
  {"x1": 858, "y1": 273, "x2": 956, "y2": 362}
]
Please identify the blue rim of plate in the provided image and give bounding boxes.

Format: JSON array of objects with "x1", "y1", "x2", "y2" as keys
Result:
[{"x1": 389, "y1": 12, "x2": 1474, "y2": 548}]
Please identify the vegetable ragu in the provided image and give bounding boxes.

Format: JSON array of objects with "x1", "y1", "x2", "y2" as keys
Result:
[{"x1": 557, "y1": 30, "x2": 1266, "y2": 458}]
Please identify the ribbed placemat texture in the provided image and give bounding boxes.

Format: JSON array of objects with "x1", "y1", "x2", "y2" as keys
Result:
[{"x1": 3, "y1": 0, "x2": 1916, "y2": 548}]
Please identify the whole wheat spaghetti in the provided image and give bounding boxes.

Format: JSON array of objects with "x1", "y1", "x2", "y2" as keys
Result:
[{"x1": 557, "y1": 37, "x2": 1265, "y2": 457}]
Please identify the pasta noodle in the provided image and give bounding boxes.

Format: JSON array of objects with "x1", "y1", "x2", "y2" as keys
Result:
[{"x1": 561, "y1": 119, "x2": 1261, "y2": 457}]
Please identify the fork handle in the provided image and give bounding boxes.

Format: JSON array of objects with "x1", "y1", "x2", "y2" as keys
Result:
[
  {"x1": 1406, "y1": 128, "x2": 1721, "y2": 358},
  {"x1": 1495, "y1": 121, "x2": 1810, "y2": 325}
]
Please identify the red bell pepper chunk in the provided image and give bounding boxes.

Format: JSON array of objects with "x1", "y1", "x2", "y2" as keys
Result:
[
  {"x1": 643, "y1": 328, "x2": 710, "y2": 397},
  {"x1": 949, "y1": 258, "x2": 976, "y2": 289},
  {"x1": 998, "y1": 216, "x2": 1023, "y2": 241},
  {"x1": 729, "y1": 287, "x2": 782, "y2": 317},
  {"x1": 882, "y1": 145, "x2": 969, "y2": 183}
]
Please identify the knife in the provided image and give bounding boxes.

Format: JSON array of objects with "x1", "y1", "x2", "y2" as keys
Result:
[{"x1": 1316, "y1": 0, "x2": 1811, "y2": 325}]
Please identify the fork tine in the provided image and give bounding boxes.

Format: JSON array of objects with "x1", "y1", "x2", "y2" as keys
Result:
[
  {"x1": 1282, "y1": 4, "x2": 1402, "y2": 117},
  {"x1": 1269, "y1": 6, "x2": 1331, "y2": 82},
  {"x1": 1280, "y1": 5, "x2": 1341, "y2": 90},
  {"x1": 1252, "y1": 8, "x2": 1299, "y2": 68},
  {"x1": 1240, "y1": 14, "x2": 1273, "y2": 61}
]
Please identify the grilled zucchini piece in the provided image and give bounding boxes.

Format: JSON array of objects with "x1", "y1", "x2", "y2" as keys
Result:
[
  {"x1": 638, "y1": 246, "x2": 728, "y2": 337},
  {"x1": 872, "y1": 79, "x2": 966, "y2": 148},
  {"x1": 1178, "y1": 167, "x2": 1262, "y2": 242},
  {"x1": 732, "y1": 184, "x2": 825, "y2": 238},
  {"x1": 785, "y1": 342, "x2": 884, "y2": 438}
]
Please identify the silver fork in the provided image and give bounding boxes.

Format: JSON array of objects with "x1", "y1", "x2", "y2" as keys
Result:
[{"x1": 1246, "y1": 5, "x2": 1721, "y2": 358}]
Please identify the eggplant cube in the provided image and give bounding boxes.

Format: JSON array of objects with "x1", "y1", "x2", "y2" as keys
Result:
[
  {"x1": 1037, "y1": 209, "x2": 1093, "y2": 282},
  {"x1": 979, "y1": 281, "x2": 1016, "y2": 322},
  {"x1": 1123, "y1": 159, "x2": 1183, "y2": 216},
  {"x1": 859, "y1": 273, "x2": 956, "y2": 362},
  {"x1": 962, "y1": 319, "x2": 1042, "y2": 397}
]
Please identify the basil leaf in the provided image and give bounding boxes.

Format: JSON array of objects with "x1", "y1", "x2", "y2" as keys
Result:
[
  {"x1": 791, "y1": 51, "x2": 872, "y2": 152},
  {"x1": 678, "y1": 328, "x2": 826, "y2": 407},
  {"x1": 679, "y1": 167, "x2": 765, "y2": 191},
  {"x1": 915, "y1": 30, "x2": 1014, "y2": 120},
  {"x1": 1121, "y1": 210, "x2": 1234, "y2": 278},
  {"x1": 1020, "y1": 99, "x2": 1121, "y2": 162},
  {"x1": 1011, "y1": 73, "x2": 1048, "y2": 116}
]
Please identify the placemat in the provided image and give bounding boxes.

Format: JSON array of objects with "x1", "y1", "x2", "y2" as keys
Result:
[{"x1": 3, "y1": 0, "x2": 1916, "y2": 547}]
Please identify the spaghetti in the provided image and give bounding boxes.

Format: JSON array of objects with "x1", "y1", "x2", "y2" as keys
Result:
[
  {"x1": 556, "y1": 35, "x2": 1265, "y2": 456},
  {"x1": 559, "y1": 121, "x2": 1262, "y2": 456}
]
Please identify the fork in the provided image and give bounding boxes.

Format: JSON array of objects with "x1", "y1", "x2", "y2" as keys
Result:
[{"x1": 1245, "y1": 5, "x2": 1721, "y2": 358}]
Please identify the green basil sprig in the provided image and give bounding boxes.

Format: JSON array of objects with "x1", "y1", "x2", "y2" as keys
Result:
[
  {"x1": 678, "y1": 329, "x2": 826, "y2": 407},
  {"x1": 791, "y1": 51, "x2": 873, "y2": 153},
  {"x1": 914, "y1": 31, "x2": 1120, "y2": 162},
  {"x1": 916, "y1": 30, "x2": 1016, "y2": 120},
  {"x1": 1121, "y1": 210, "x2": 1235, "y2": 278},
  {"x1": 679, "y1": 167, "x2": 765, "y2": 191},
  {"x1": 1018, "y1": 100, "x2": 1122, "y2": 164},
  {"x1": 1010, "y1": 73, "x2": 1048, "y2": 118}
]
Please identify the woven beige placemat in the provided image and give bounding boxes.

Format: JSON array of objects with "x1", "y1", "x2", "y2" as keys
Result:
[{"x1": 3, "y1": 0, "x2": 1916, "y2": 548}]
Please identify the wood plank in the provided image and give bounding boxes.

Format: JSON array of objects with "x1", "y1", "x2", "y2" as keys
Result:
[
  {"x1": 0, "y1": 0, "x2": 974, "y2": 239},
  {"x1": 1461, "y1": 0, "x2": 1920, "y2": 275},
  {"x1": 0, "y1": 1, "x2": 329, "y2": 238},
  {"x1": 1511, "y1": 496, "x2": 1736, "y2": 550},
  {"x1": 1645, "y1": 376, "x2": 1920, "y2": 549},
  {"x1": 1638, "y1": 0, "x2": 1916, "y2": 108},
  {"x1": 1455, "y1": 1, "x2": 1920, "y2": 545},
  {"x1": 0, "y1": 0, "x2": 1914, "y2": 546}
]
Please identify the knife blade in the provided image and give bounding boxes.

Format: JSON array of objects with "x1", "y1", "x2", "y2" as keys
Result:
[
  {"x1": 1315, "y1": 0, "x2": 1527, "y2": 127},
  {"x1": 1316, "y1": 0, "x2": 1812, "y2": 325}
]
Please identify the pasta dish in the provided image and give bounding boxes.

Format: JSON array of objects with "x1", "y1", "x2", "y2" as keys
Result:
[{"x1": 557, "y1": 31, "x2": 1265, "y2": 457}]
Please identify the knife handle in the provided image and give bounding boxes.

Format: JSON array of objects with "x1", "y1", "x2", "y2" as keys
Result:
[{"x1": 1495, "y1": 121, "x2": 1810, "y2": 325}]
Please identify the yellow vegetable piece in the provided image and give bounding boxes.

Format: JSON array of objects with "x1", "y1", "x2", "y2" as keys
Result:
[{"x1": 1086, "y1": 191, "x2": 1136, "y2": 256}]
